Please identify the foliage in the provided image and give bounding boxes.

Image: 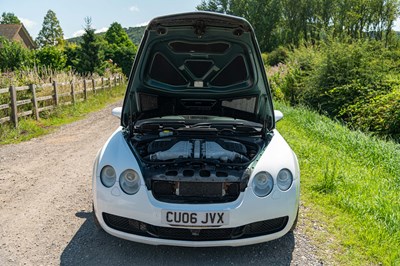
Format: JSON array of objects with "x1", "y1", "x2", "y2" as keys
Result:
[
  {"x1": 36, "y1": 10, "x2": 64, "y2": 47},
  {"x1": 103, "y1": 22, "x2": 137, "y2": 76},
  {"x1": 125, "y1": 26, "x2": 146, "y2": 45},
  {"x1": 266, "y1": 46, "x2": 289, "y2": 66},
  {"x1": 197, "y1": 0, "x2": 400, "y2": 51},
  {"x1": 266, "y1": 64, "x2": 287, "y2": 101},
  {"x1": 104, "y1": 44, "x2": 136, "y2": 76},
  {"x1": 197, "y1": 0, "x2": 282, "y2": 51},
  {"x1": 271, "y1": 40, "x2": 400, "y2": 141},
  {"x1": 0, "y1": 37, "x2": 33, "y2": 71},
  {"x1": 105, "y1": 22, "x2": 132, "y2": 47},
  {"x1": 0, "y1": 12, "x2": 21, "y2": 24},
  {"x1": 63, "y1": 42, "x2": 79, "y2": 71},
  {"x1": 35, "y1": 46, "x2": 67, "y2": 71},
  {"x1": 344, "y1": 86, "x2": 400, "y2": 140},
  {"x1": 75, "y1": 17, "x2": 105, "y2": 75}
]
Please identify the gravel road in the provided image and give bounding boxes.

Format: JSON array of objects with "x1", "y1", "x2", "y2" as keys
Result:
[{"x1": 0, "y1": 101, "x2": 325, "y2": 265}]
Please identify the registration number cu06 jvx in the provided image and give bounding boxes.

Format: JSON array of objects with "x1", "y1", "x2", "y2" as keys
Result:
[{"x1": 161, "y1": 210, "x2": 229, "y2": 226}]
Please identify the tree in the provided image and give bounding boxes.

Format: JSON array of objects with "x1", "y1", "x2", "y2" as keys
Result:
[
  {"x1": 36, "y1": 10, "x2": 64, "y2": 47},
  {"x1": 0, "y1": 37, "x2": 33, "y2": 71},
  {"x1": 76, "y1": 17, "x2": 104, "y2": 75},
  {"x1": 104, "y1": 22, "x2": 137, "y2": 76},
  {"x1": 35, "y1": 46, "x2": 67, "y2": 70},
  {"x1": 105, "y1": 22, "x2": 132, "y2": 47},
  {"x1": 196, "y1": 0, "x2": 232, "y2": 14},
  {"x1": 0, "y1": 12, "x2": 21, "y2": 24},
  {"x1": 197, "y1": 0, "x2": 400, "y2": 50},
  {"x1": 197, "y1": 0, "x2": 282, "y2": 51},
  {"x1": 64, "y1": 43, "x2": 79, "y2": 70}
]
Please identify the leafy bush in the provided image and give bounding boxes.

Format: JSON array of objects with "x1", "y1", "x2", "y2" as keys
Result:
[
  {"x1": 344, "y1": 87, "x2": 400, "y2": 141},
  {"x1": 274, "y1": 45, "x2": 319, "y2": 104},
  {"x1": 104, "y1": 43, "x2": 136, "y2": 76},
  {"x1": 274, "y1": 40, "x2": 400, "y2": 140},
  {"x1": 261, "y1": 53, "x2": 268, "y2": 65},
  {"x1": 266, "y1": 46, "x2": 289, "y2": 66},
  {"x1": 36, "y1": 46, "x2": 67, "y2": 70},
  {"x1": 0, "y1": 37, "x2": 34, "y2": 71},
  {"x1": 267, "y1": 65, "x2": 286, "y2": 101},
  {"x1": 64, "y1": 43, "x2": 79, "y2": 71}
]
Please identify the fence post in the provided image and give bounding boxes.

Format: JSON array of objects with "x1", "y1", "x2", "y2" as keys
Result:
[
  {"x1": 108, "y1": 77, "x2": 111, "y2": 89},
  {"x1": 53, "y1": 81, "x2": 59, "y2": 106},
  {"x1": 83, "y1": 79, "x2": 88, "y2": 101},
  {"x1": 92, "y1": 78, "x2": 96, "y2": 94},
  {"x1": 9, "y1": 85, "x2": 18, "y2": 128},
  {"x1": 30, "y1": 84, "x2": 39, "y2": 120},
  {"x1": 113, "y1": 76, "x2": 117, "y2": 87},
  {"x1": 101, "y1": 77, "x2": 104, "y2": 91},
  {"x1": 71, "y1": 81, "x2": 75, "y2": 104}
]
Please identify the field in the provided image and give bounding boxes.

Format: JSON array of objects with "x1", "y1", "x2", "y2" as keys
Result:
[{"x1": 275, "y1": 102, "x2": 400, "y2": 265}]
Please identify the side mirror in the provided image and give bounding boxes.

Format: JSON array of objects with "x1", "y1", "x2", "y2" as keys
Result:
[
  {"x1": 274, "y1": 110, "x2": 284, "y2": 122},
  {"x1": 112, "y1": 107, "x2": 122, "y2": 118}
]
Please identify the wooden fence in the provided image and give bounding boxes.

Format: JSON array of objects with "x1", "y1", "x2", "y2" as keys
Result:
[{"x1": 0, "y1": 75, "x2": 124, "y2": 128}]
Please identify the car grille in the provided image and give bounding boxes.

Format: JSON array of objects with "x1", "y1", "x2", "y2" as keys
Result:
[
  {"x1": 151, "y1": 181, "x2": 242, "y2": 203},
  {"x1": 102, "y1": 213, "x2": 288, "y2": 241}
]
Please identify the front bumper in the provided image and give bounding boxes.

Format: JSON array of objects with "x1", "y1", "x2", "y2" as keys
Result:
[{"x1": 93, "y1": 177, "x2": 299, "y2": 247}]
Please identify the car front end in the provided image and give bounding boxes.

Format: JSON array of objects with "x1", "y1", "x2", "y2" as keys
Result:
[{"x1": 93, "y1": 12, "x2": 300, "y2": 247}]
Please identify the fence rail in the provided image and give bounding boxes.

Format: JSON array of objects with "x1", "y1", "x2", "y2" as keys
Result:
[{"x1": 0, "y1": 75, "x2": 124, "y2": 128}]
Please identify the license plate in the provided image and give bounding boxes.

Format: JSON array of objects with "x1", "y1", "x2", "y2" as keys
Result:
[{"x1": 161, "y1": 210, "x2": 229, "y2": 226}]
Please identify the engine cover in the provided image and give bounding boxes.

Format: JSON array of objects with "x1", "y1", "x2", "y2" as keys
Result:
[{"x1": 148, "y1": 139, "x2": 248, "y2": 162}]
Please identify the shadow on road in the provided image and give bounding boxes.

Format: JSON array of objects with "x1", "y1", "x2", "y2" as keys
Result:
[{"x1": 60, "y1": 211, "x2": 295, "y2": 266}]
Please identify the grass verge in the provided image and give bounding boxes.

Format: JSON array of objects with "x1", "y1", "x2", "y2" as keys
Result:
[
  {"x1": 0, "y1": 85, "x2": 126, "y2": 145},
  {"x1": 275, "y1": 102, "x2": 400, "y2": 265}
]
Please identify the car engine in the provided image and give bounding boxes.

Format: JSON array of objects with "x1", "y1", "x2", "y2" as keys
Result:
[
  {"x1": 132, "y1": 136, "x2": 262, "y2": 203},
  {"x1": 146, "y1": 139, "x2": 250, "y2": 163}
]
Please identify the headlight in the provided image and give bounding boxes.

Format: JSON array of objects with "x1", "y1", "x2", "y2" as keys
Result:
[
  {"x1": 277, "y1": 169, "x2": 293, "y2": 191},
  {"x1": 252, "y1": 172, "x2": 274, "y2": 197},
  {"x1": 119, "y1": 169, "x2": 141, "y2": 195},
  {"x1": 100, "y1": 165, "x2": 116, "y2": 187}
]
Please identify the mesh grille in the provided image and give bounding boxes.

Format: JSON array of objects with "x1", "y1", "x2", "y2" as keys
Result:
[
  {"x1": 152, "y1": 181, "x2": 241, "y2": 203},
  {"x1": 245, "y1": 217, "x2": 289, "y2": 236},
  {"x1": 149, "y1": 226, "x2": 236, "y2": 241},
  {"x1": 103, "y1": 213, "x2": 288, "y2": 241}
]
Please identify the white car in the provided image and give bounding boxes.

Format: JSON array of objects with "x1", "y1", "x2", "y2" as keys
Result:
[{"x1": 93, "y1": 12, "x2": 300, "y2": 247}]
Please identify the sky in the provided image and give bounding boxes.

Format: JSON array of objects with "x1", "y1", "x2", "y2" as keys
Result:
[
  {"x1": 0, "y1": 0, "x2": 202, "y2": 39},
  {"x1": 1, "y1": 0, "x2": 400, "y2": 39}
]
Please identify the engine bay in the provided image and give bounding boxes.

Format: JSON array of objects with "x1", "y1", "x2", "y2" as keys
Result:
[{"x1": 129, "y1": 128, "x2": 265, "y2": 203}]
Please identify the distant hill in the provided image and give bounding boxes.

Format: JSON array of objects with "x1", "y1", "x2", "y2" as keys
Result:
[
  {"x1": 67, "y1": 26, "x2": 146, "y2": 46},
  {"x1": 125, "y1": 26, "x2": 146, "y2": 45}
]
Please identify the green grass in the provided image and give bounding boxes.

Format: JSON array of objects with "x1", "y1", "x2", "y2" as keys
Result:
[
  {"x1": 275, "y1": 102, "x2": 400, "y2": 265},
  {"x1": 0, "y1": 85, "x2": 126, "y2": 145}
]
